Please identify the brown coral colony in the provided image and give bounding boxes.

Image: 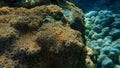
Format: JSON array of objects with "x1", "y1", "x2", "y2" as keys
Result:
[{"x1": 0, "y1": 1, "x2": 96, "y2": 68}]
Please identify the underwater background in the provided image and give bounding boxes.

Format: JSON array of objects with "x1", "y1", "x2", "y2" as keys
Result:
[
  {"x1": 70, "y1": 0, "x2": 120, "y2": 68},
  {"x1": 0, "y1": 0, "x2": 120, "y2": 68}
]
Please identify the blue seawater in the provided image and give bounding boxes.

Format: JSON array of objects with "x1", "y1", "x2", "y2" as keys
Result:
[{"x1": 68, "y1": 0, "x2": 120, "y2": 13}]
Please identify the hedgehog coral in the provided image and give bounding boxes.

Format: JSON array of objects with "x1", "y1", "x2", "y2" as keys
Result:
[
  {"x1": 0, "y1": 4, "x2": 96, "y2": 68},
  {"x1": 36, "y1": 23, "x2": 84, "y2": 53},
  {"x1": 56, "y1": 1, "x2": 85, "y2": 43},
  {"x1": 0, "y1": 23, "x2": 19, "y2": 54}
]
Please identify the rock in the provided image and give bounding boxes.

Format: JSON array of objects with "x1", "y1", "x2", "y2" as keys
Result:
[
  {"x1": 114, "y1": 44, "x2": 120, "y2": 50},
  {"x1": 101, "y1": 27, "x2": 110, "y2": 36},
  {"x1": 97, "y1": 39, "x2": 103, "y2": 44},
  {"x1": 111, "y1": 48, "x2": 120, "y2": 55},
  {"x1": 109, "y1": 28, "x2": 120, "y2": 40},
  {"x1": 113, "y1": 14, "x2": 120, "y2": 21},
  {"x1": 97, "y1": 54, "x2": 107, "y2": 64},
  {"x1": 85, "y1": 11, "x2": 98, "y2": 18},
  {"x1": 114, "y1": 65, "x2": 120, "y2": 68},
  {"x1": 103, "y1": 36, "x2": 113, "y2": 42},
  {"x1": 102, "y1": 36, "x2": 113, "y2": 46},
  {"x1": 93, "y1": 24, "x2": 102, "y2": 33},
  {"x1": 85, "y1": 10, "x2": 120, "y2": 68},
  {"x1": 119, "y1": 56, "x2": 120, "y2": 64},
  {"x1": 100, "y1": 16, "x2": 114, "y2": 27},
  {"x1": 102, "y1": 57, "x2": 114, "y2": 68},
  {"x1": 111, "y1": 21, "x2": 120, "y2": 28},
  {"x1": 91, "y1": 33, "x2": 103, "y2": 40},
  {"x1": 101, "y1": 47, "x2": 110, "y2": 55},
  {"x1": 88, "y1": 30, "x2": 94, "y2": 39},
  {"x1": 109, "y1": 48, "x2": 120, "y2": 64}
]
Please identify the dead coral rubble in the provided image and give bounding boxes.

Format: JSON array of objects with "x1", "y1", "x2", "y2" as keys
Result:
[{"x1": 0, "y1": 5, "x2": 95, "y2": 68}]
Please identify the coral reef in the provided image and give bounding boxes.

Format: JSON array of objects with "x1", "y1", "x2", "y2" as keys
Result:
[
  {"x1": 0, "y1": 4, "x2": 96, "y2": 68},
  {"x1": 85, "y1": 10, "x2": 120, "y2": 68},
  {"x1": 0, "y1": 23, "x2": 19, "y2": 54},
  {"x1": 0, "y1": 0, "x2": 85, "y2": 40},
  {"x1": 58, "y1": 1, "x2": 85, "y2": 43},
  {"x1": 1, "y1": 0, "x2": 120, "y2": 13}
]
